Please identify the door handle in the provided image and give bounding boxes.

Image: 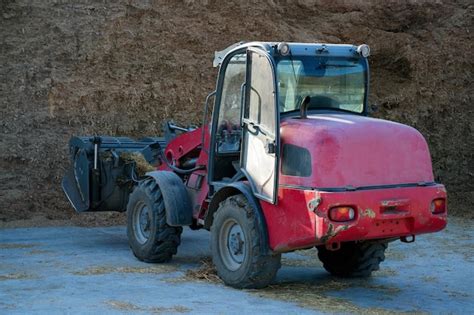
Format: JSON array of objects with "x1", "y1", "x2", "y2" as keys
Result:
[{"x1": 247, "y1": 121, "x2": 259, "y2": 135}]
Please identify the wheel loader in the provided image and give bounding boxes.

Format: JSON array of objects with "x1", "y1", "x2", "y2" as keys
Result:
[{"x1": 62, "y1": 41, "x2": 447, "y2": 288}]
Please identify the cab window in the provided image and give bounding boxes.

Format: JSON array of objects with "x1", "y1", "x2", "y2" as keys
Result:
[{"x1": 216, "y1": 53, "x2": 246, "y2": 153}]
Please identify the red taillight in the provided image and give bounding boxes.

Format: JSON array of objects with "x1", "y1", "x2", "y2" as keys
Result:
[
  {"x1": 329, "y1": 206, "x2": 355, "y2": 222},
  {"x1": 430, "y1": 198, "x2": 446, "y2": 214}
]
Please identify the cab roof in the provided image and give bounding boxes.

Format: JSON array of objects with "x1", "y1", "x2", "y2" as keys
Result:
[{"x1": 213, "y1": 41, "x2": 366, "y2": 67}]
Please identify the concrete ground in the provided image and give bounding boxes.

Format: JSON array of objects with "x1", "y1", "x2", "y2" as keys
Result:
[{"x1": 0, "y1": 218, "x2": 473, "y2": 314}]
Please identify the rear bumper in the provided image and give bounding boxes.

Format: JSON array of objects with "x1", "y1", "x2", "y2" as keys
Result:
[
  {"x1": 264, "y1": 184, "x2": 447, "y2": 252},
  {"x1": 313, "y1": 184, "x2": 447, "y2": 245}
]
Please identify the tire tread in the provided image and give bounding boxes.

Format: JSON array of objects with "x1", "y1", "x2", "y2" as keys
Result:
[
  {"x1": 211, "y1": 194, "x2": 281, "y2": 289},
  {"x1": 127, "y1": 179, "x2": 182, "y2": 263},
  {"x1": 317, "y1": 241, "x2": 388, "y2": 277}
]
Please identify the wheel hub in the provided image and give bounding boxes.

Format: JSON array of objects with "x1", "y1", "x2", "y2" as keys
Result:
[
  {"x1": 219, "y1": 219, "x2": 246, "y2": 271},
  {"x1": 229, "y1": 228, "x2": 244, "y2": 256},
  {"x1": 134, "y1": 202, "x2": 151, "y2": 244}
]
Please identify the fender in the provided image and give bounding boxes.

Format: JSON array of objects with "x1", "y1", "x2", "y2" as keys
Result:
[
  {"x1": 145, "y1": 171, "x2": 192, "y2": 226},
  {"x1": 205, "y1": 182, "x2": 272, "y2": 254}
]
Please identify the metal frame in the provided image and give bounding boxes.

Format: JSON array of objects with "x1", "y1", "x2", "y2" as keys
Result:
[
  {"x1": 208, "y1": 43, "x2": 281, "y2": 205},
  {"x1": 208, "y1": 46, "x2": 247, "y2": 189}
]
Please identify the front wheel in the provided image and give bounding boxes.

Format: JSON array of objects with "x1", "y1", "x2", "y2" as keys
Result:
[
  {"x1": 317, "y1": 241, "x2": 388, "y2": 277},
  {"x1": 126, "y1": 179, "x2": 182, "y2": 263},
  {"x1": 211, "y1": 195, "x2": 281, "y2": 289}
]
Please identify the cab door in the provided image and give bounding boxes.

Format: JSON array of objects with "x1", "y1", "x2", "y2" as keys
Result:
[{"x1": 241, "y1": 48, "x2": 279, "y2": 204}]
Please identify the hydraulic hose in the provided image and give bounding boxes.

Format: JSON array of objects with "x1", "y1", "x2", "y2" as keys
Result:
[{"x1": 160, "y1": 148, "x2": 205, "y2": 175}]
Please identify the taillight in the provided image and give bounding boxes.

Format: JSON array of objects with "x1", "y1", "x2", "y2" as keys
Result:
[
  {"x1": 430, "y1": 198, "x2": 446, "y2": 214},
  {"x1": 329, "y1": 206, "x2": 355, "y2": 222}
]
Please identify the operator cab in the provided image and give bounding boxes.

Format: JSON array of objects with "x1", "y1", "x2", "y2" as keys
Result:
[{"x1": 208, "y1": 42, "x2": 370, "y2": 204}]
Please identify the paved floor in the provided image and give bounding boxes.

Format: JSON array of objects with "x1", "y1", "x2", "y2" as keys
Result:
[{"x1": 0, "y1": 218, "x2": 473, "y2": 314}]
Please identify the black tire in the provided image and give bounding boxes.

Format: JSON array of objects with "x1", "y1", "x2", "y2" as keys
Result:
[
  {"x1": 211, "y1": 194, "x2": 281, "y2": 289},
  {"x1": 126, "y1": 179, "x2": 182, "y2": 263},
  {"x1": 317, "y1": 241, "x2": 388, "y2": 277}
]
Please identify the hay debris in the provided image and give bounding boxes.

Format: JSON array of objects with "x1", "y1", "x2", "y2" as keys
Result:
[
  {"x1": 183, "y1": 257, "x2": 221, "y2": 283},
  {"x1": 151, "y1": 305, "x2": 191, "y2": 314},
  {"x1": 255, "y1": 280, "x2": 405, "y2": 315},
  {"x1": 73, "y1": 264, "x2": 177, "y2": 276},
  {"x1": 0, "y1": 273, "x2": 36, "y2": 281},
  {"x1": 106, "y1": 300, "x2": 190, "y2": 313},
  {"x1": 120, "y1": 152, "x2": 156, "y2": 177},
  {"x1": 163, "y1": 257, "x2": 221, "y2": 284},
  {"x1": 27, "y1": 249, "x2": 53, "y2": 255},
  {"x1": 373, "y1": 267, "x2": 399, "y2": 277},
  {"x1": 281, "y1": 257, "x2": 320, "y2": 268},
  {"x1": 106, "y1": 301, "x2": 141, "y2": 311},
  {"x1": 168, "y1": 255, "x2": 406, "y2": 314}
]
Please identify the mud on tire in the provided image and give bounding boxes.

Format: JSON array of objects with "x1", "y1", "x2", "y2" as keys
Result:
[
  {"x1": 126, "y1": 179, "x2": 182, "y2": 263},
  {"x1": 211, "y1": 194, "x2": 281, "y2": 289},
  {"x1": 317, "y1": 241, "x2": 388, "y2": 277}
]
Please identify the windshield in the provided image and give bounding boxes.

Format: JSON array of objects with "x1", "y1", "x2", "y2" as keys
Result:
[{"x1": 276, "y1": 56, "x2": 367, "y2": 114}]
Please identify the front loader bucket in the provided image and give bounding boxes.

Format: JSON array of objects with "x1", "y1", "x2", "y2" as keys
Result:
[
  {"x1": 62, "y1": 136, "x2": 165, "y2": 213},
  {"x1": 62, "y1": 149, "x2": 91, "y2": 212}
]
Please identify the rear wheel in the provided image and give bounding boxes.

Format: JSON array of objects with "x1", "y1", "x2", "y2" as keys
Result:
[
  {"x1": 211, "y1": 194, "x2": 281, "y2": 289},
  {"x1": 127, "y1": 179, "x2": 182, "y2": 263},
  {"x1": 317, "y1": 241, "x2": 388, "y2": 277}
]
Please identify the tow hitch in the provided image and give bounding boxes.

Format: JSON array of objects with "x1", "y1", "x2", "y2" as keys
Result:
[{"x1": 400, "y1": 235, "x2": 416, "y2": 243}]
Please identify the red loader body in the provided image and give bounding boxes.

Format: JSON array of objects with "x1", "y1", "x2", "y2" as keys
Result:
[{"x1": 63, "y1": 41, "x2": 447, "y2": 289}]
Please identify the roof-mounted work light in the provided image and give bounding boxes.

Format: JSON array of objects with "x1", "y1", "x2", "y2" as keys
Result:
[
  {"x1": 357, "y1": 44, "x2": 370, "y2": 58},
  {"x1": 277, "y1": 42, "x2": 290, "y2": 56}
]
